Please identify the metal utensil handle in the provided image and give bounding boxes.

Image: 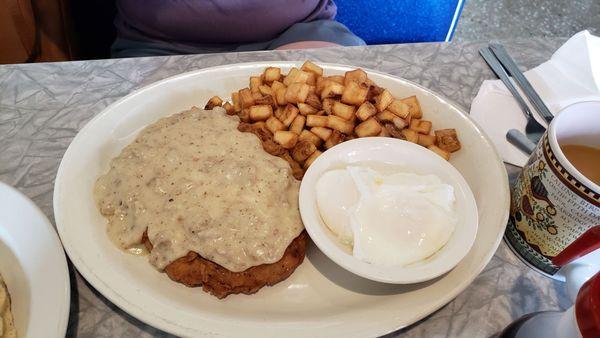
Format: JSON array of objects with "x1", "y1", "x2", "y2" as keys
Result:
[
  {"x1": 479, "y1": 47, "x2": 535, "y2": 120},
  {"x1": 489, "y1": 44, "x2": 554, "y2": 124},
  {"x1": 507, "y1": 129, "x2": 536, "y2": 155}
]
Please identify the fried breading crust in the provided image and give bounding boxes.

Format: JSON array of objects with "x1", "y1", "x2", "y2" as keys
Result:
[{"x1": 142, "y1": 231, "x2": 307, "y2": 299}]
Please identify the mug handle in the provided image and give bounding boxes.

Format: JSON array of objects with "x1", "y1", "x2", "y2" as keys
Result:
[{"x1": 552, "y1": 226, "x2": 600, "y2": 267}]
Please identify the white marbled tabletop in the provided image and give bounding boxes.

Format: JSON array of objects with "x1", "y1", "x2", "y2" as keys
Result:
[{"x1": 0, "y1": 38, "x2": 571, "y2": 338}]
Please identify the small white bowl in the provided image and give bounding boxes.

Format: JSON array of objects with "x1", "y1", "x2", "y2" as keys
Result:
[{"x1": 299, "y1": 137, "x2": 479, "y2": 284}]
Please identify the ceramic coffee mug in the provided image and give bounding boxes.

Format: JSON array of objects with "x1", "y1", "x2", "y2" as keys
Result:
[{"x1": 505, "y1": 101, "x2": 600, "y2": 276}]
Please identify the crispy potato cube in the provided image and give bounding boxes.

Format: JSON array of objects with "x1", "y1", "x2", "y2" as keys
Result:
[
  {"x1": 344, "y1": 68, "x2": 368, "y2": 85},
  {"x1": 306, "y1": 73, "x2": 317, "y2": 86},
  {"x1": 298, "y1": 103, "x2": 318, "y2": 115},
  {"x1": 321, "y1": 82, "x2": 345, "y2": 99},
  {"x1": 284, "y1": 68, "x2": 311, "y2": 85},
  {"x1": 251, "y1": 91, "x2": 263, "y2": 101},
  {"x1": 285, "y1": 83, "x2": 310, "y2": 104},
  {"x1": 401, "y1": 128, "x2": 419, "y2": 143},
  {"x1": 299, "y1": 130, "x2": 323, "y2": 147},
  {"x1": 376, "y1": 110, "x2": 396, "y2": 123},
  {"x1": 279, "y1": 104, "x2": 299, "y2": 127},
  {"x1": 341, "y1": 81, "x2": 369, "y2": 106},
  {"x1": 315, "y1": 110, "x2": 326, "y2": 116},
  {"x1": 356, "y1": 102, "x2": 377, "y2": 121},
  {"x1": 322, "y1": 98, "x2": 335, "y2": 114},
  {"x1": 231, "y1": 92, "x2": 242, "y2": 112},
  {"x1": 303, "y1": 150, "x2": 322, "y2": 169},
  {"x1": 204, "y1": 96, "x2": 223, "y2": 110},
  {"x1": 291, "y1": 140, "x2": 317, "y2": 162},
  {"x1": 249, "y1": 76, "x2": 262, "y2": 94},
  {"x1": 374, "y1": 89, "x2": 394, "y2": 112},
  {"x1": 258, "y1": 85, "x2": 273, "y2": 96},
  {"x1": 416, "y1": 120, "x2": 432, "y2": 134},
  {"x1": 385, "y1": 123, "x2": 405, "y2": 139},
  {"x1": 255, "y1": 95, "x2": 277, "y2": 110},
  {"x1": 274, "y1": 131, "x2": 298, "y2": 149},
  {"x1": 289, "y1": 115, "x2": 306, "y2": 135},
  {"x1": 435, "y1": 129, "x2": 461, "y2": 152},
  {"x1": 305, "y1": 92, "x2": 322, "y2": 110},
  {"x1": 249, "y1": 105, "x2": 273, "y2": 121},
  {"x1": 332, "y1": 101, "x2": 356, "y2": 120},
  {"x1": 327, "y1": 115, "x2": 354, "y2": 134},
  {"x1": 271, "y1": 80, "x2": 285, "y2": 92},
  {"x1": 223, "y1": 102, "x2": 234, "y2": 115},
  {"x1": 238, "y1": 108, "x2": 251, "y2": 123},
  {"x1": 418, "y1": 134, "x2": 436, "y2": 147},
  {"x1": 301, "y1": 61, "x2": 324, "y2": 76},
  {"x1": 239, "y1": 88, "x2": 255, "y2": 108},
  {"x1": 240, "y1": 122, "x2": 286, "y2": 156},
  {"x1": 378, "y1": 125, "x2": 390, "y2": 137},
  {"x1": 428, "y1": 145, "x2": 451, "y2": 160},
  {"x1": 324, "y1": 130, "x2": 345, "y2": 149},
  {"x1": 387, "y1": 100, "x2": 410, "y2": 118},
  {"x1": 409, "y1": 118, "x2": 421, "y2": 130},
  {"x1": 316, "y1": 77, "x2": 328, "y2": 93},
  {"x1": 279, "y1": 151, "x2": 304, "y2": 180},
  {"x1": 355, "y1": 118, "x2": 382, "y2": 137},
  {"x1": 366, "y1": 85, "x2": 385, "y2": 103},
  {"x1": 306, "y1": 114, "x2": 328, "y2": 128},
  {"x1": 275, "y1": 87, "x2": 287, "y2": 106},
  {"x1": 265, "y1": 116, "x2": 285, "y2": 133},
  {"x1": 401, "y1": 95, "x2": 422, "y2": 118},
  {"x1": 328, "y1": 75, "x2": 345, "y2": 85},
  {"x1": 264, "y1": 67, "x2": 281, "y2": 83},
  {"x1": 392, "y1": 116, "x2": 408, "y2": 130},
  {"x1": 311, "y1": 127, "x2": 333, "y2": 141}
]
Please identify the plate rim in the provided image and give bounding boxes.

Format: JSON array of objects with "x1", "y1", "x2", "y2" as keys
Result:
[{"x1": 53, "y1": 61, "x2": 509, "y2": 337}]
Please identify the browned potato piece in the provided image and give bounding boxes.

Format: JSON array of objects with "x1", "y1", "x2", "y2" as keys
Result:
[
  {"x1": 278, "y1": 104, "x2": 299, "y2": 127},
  {"x1": 409, "y1": 118, "x2": 421, "y2": 130},
  {"x1": 204, "y1": 96, "x2": 223, "y2": 110},
  {"x1": 416, "y1": 120, "x2": 432, "y2": 134},
  {"x1": 376, "y1": 110, "x2": 396, "y2": 123},
  {"x1": 249, "y1": 105, "x2": 273, "y2": 121},
  {"x1": 250, "y1": 76, "x2": 262, "y2": 94},
  {"x1": 223, "y1": 102, "x2": 234, "y2": 115},
  {"x1": 392, "y1": 116, "x2": 408, "y2": 130},
  {"x1": 332, "y1": 101, "x2": 356, "y2": 120},
  {"x1": 289, "y1": 115, "x2": 306, "y2": 135},
  {"x1": 428, "y1": 145, "x2": 450, "y2": 160},
  {"x1": 327, "y1": 115, "x2": 354, "y2": 134},
  {"x1": 328, "y1": 75, "x2": 345, "y2": 85},
  {"x1": 238, "y1": 108, "x2": 251, "y2": 123},
  {"x1": 324, "y1": 130, "x2": 345, "y2": 149},
  {"x1": 265, "y1": 116, "x2": 285, "y2": 133},
  {"x1": 251, "y1": 91, "x2": 263, "y2": 101},
  {"x1": 232, "y1": 92, "x2": 242, "y2": 113},
  {"x1": 385, "y1": 123, "x2": 405, "y2": 139},
  {"x1": 367, "y1": 85, "x2": 385, "y2": 103},
  {"x1": 315, "y1": 77, "x2": 328, "y2": 94},
  {"x1": 356, "y1": 102, "x2": 377, "y2": 121},
  {"x1": 379, "y1": 125, "x2": 390, "y2": 137},
  {"x1": 298, "y1": 103, "x2": 318, "y2": 115},
  {"x1": 239, "y1": 88, "x2": 255, "y2": 108},
  {"x1": 264, "y1": 67, "x2": 281, "y2": 83},
  {"x1": 285, "y1": 83, "x2": 310, "y2": 104},
  {"x1": 279, "y1": 151, "x2": 304, "y2": 180},
  {"x1": 271, "y1": 80, "x2": 285, "y2": 92},
  {"x1": 355, "y1": 118, "x2": 382, "y2": 137},
  {"x1": 311, "y1": 127, "x2": 332, "y2": 141},
  {"x1": 344, "y1": 68, "x2": 368, "y2": 86},
  {"x1": 341, "y1": 81, "x2": 369, "y2": 106},
  {"x1": 259, "y1": 85, "x2": 273, "y2": 96},
  {"x1": 401, "y1": 95, "x2": 422, "y2": 118},
  {"x1": 315, "y1": 110, "x2": 326, "y2": 116},
  {"x1": 239, "y1": 121, "x2": 286, "y2": 156},
  {"x1": 322, "y1": 98, "x2": 335, "y2": 114},
  {"x1": 284, "y1": 68, "x2": 311, "y2": 85},
  {"x1": 306, "y1": 73, "x2": 317, "y2": 86},
  {"x1": 321, "y1": 82, "x2": 345, "y2": 99},
  {"x1": 274, "y1": 131, "x2": 299, "y2": 149},
  {"x1": 306, "y1": 115, "x2": 328, "y2": 128},
  {"x1": 291, "y1": 141, "x2": 317, "y2": 162},
  {"x1": 299, "y1": 130, "x2": 323, "y2": 147},
  {"x1": 305, "y1": 92, "x2": 322, "y2": 110},
  {"x1": 387, "y1": 100, "x2": 410, "y2": 118},
  {"x1": 303, "y1": 150, "x2": 322, "y2": 169},
  {"x1": 374, "y1": 89, "x2": 394, "y2": 112},
  {"x1": 275, "y1": 87, "x2": 287, "y2": 106},
  {"x1": 435, "y1": 129, "x2": 461, "y2": 152},
  {"x1": 254, "y1": 95, "x2": 277, "y2": 110},
  {"x1": 301, "y1": 61, "x2": 324, "y2": 76},
  {"x1": 418, "y1": 134, "x2": 436, "y2": 147},
  {"x1": 401, "y1": 128, "x2": 419, "y2": 143}
]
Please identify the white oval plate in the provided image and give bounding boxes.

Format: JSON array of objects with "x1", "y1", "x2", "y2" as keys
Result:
[
  {"x1": 54, "y1": 61, "x2": 509, "y2": 337},
  {"x1": 0, "y1": 181, "x2": 70, "y2": 338}
]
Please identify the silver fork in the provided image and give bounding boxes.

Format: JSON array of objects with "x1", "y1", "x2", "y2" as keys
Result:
[{"x1": 479, "y1": 47, "x2": 546, "y2": 144}]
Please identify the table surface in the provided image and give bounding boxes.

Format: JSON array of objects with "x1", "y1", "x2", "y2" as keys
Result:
[{"x1": 0, "y1": 38, "x2": 571, "y2": 338}]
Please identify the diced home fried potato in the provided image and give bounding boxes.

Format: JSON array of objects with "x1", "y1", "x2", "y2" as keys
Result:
[
  {"x1": 259, "y1": 85, "x2": 273, "y2": 96},
  {"x1": 284, "y1": 68, "x2": 311, "y2": 85},
  {"x1": 223, "y1": 102, "x2": 234, "y2": 115},
  {"x1": 239, "y1": 108, "x2": 250, "y2": 123},
  {"x1": 401, "y1": 95, "x2": 422, "y2": 118},
  {"x1": 305, "y1": 92, "x2": 322, "y2": 110},
  {"x1": 374, "y1": 89, "x2": 394, "y2": 112},
  {"x1": 239, "y1": 88, "x2": 255, "y2": 108},
  {"x1": 321, "y1": 82, "x2": 345, "y2": 99},
  {"x1": 299, "y1": 130, "x2": 322, "y2": 147},
  {"x1": 392, "y1": 116, "x2": 407, "y2": 130},
  {"x1": 249, "y1": 105, "x2": 273, "y2": 121},
  {"x1": 271, "y1": 80, "x2": 285, "y2": 92},
  {"x1": 356, "y1": 102, "x2": 377, "y2": 121},
  {"x1": 376, "y1": 110, "x2": 396, "y2": 123},
  {"x1": 378, "y1": 125, "x2": 390, "y2": 137},
  {"x1": 416, "y1": 120, "x2": 432, "y2": 134},
  {"x1": 291, "y1": 141, "x2": 317, "y2": 162},
  {"x1": 366, "y1": 85, "x2": 385, "y2": 102},
  {"x1": 355, "y1": 118, "x2": 382, "y2": 137},
  {"x1": 387, "y1": 100, "x2": 410, "y2": 118},
  {"x1": 285, "y1": 83, "x2": 310, "y2": 104},
  {"x1": 306, "y1": 114, "x2": 328, "y2": 128},
  {"x1": 303, "y1": 150, "x2": 322, "y2": 169},
  {"x1": 328, "y1": 75, "x2": 345, "y2": 85},
  {"x1": 306, "y1": 73, "x2": 317, "y2": 86},
  {"x1": 428, "y1": 145, "x2": 450, "y2": 160},
  {"x1": 250, "y1": 76, "x2": 262, "y2": 94},
  {"x1": 289, "y1": 115, "x2": 306, "y2": 135},
  {"x1": 409, "y1": 118, "x2": 420, "y2": 130},
  {"x1": 204, "y1": 96, "x2": 223, "y2": 110},
  {"x1": 322, "y1": 98, "x2": 335, "y2": 114},
  {"x1": 279, "y1": 104, "x2": 299, "y2": 127},
  {"x1": 324, "y1": 130, "x2": 345, "y2": 149},
  {"x1": 418, "y1": 134, "x2": 436, "y2": 147},
  {"x1": 344, "y1": 68, "x2": 368, "y2": 85},
  {"x1": 240, "y1": 122, "x2": 286, "y2": 156},
  {"x1": 298, "y1": 103, "x2": 318, "y2": 115},
  {"x1": 264, "y1": 67, "x2": 281, "y2": 83},
  {"x1": 301, "y1": 61, "x2": 324, "y2": 76},
  {"x1": 327, "y1": 115, "x2": 354, "y2": 134},
  {"x1": 341, "y1": 81, "x2": 369, "y2": 106},
  {"x1": 252, "y1": 91, "x2": 263, "y2": 101},
  {"x1": 311, "y1": 127, "x2": 333, "y2": 141},
  {"x1": 315, "y1": 110, "x2": 326, "y2": 116},
  {"x1": 385, "y1": 123, "x2": 405, "y2": 139},
  {"x1": 279, "y1": 151, "x2": 304, "y2": 180},
  {"x1": 316, "y1": 77, "x2": 328, "y2": 93},
  {"x1": 274, "y1": 131, "x2": 298, "y2": 149},
  {"x1": 255, "y1": 95, "x2": 277, "y2": 110},
  {"x1": 265, "y1": 116, "x2": 285, "y2": 133},
  {"x1": 401, "y1": 128, "x2": 419, "y2": 143},
  {"x1": 332, "y1": 101, "x2": 356, "y2": 120},
  {"x1": 232, "y1": 92, "x2": 242, "y2": 112},
  {"x1": 275, "y1": 87, "x2": 287, "y2": 106},
  {"x1": 435, "y1": 129, "x2": 461, "y2": 152}
]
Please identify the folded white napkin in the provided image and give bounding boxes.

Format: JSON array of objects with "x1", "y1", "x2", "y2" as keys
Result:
[{"x1": 470, "y1": 30, "x2": 600, "y2": 167}]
